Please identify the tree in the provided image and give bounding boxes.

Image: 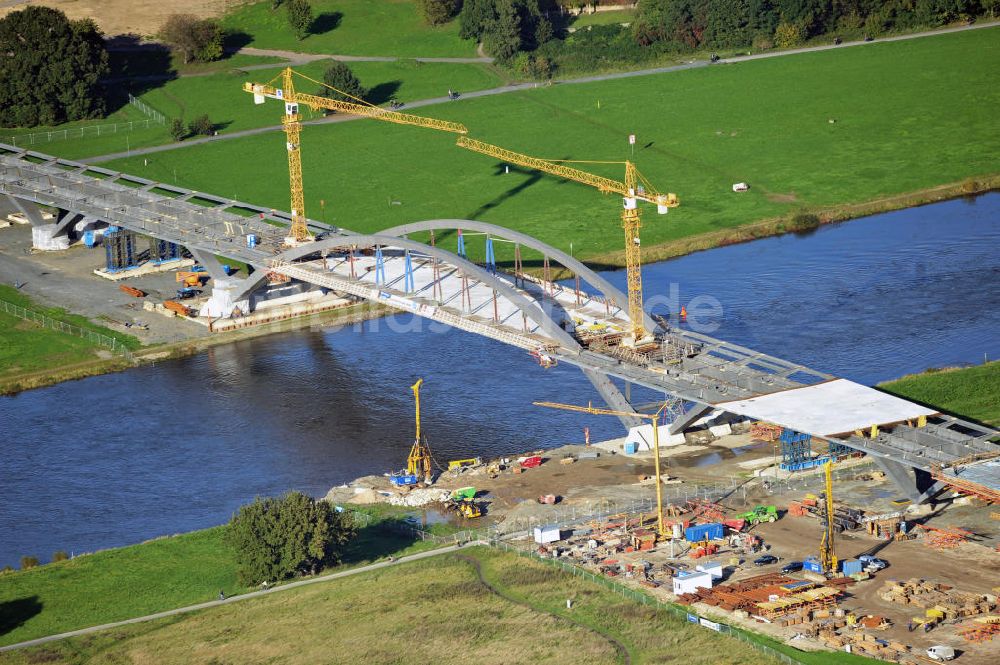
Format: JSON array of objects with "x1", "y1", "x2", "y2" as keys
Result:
[
  {"x1": 0, "y1": 7, "x2": 108, "y2": 127},
  {"x1": 459, "y1": 0, "x2": 499, "y2": 40},
  {"x1": 287, "y1": 0, "x2": 314, "y2": 40},
  {"x1": 417, "y1": 0, "x2": 462, "y2": 25},
  {"x1": 188, "y1": 114, "x2": 215, "y2": 136},
  {"x1": 773, "y1": 20, "x2": 803, "y2": 47},
  {"x1": 319, "y1": 62, "x2": 366, "y2": 103},
  {"x1": 482, "y1": 0, "x2": 522, "y2": 60},
  {"x1": 20, "y1": 556, "x2": 39, "y2": 570},
  {"x1": 225, "y1": 492, "x2": 356, "y2": 585},
  {"x1": 170, "y1": 118, "x2": 187, "y2": 141},
  {"x1": 160, "y1": 14, "x2": 224, "y2": 64}
]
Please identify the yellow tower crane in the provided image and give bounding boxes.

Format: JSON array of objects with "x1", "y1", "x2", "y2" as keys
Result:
[
  {"x1": 534, "y1": 400, "x2": 674, "y2": 538},
  {"x1": 407, "y1": 378, "x2": 434, "y2": 485},
  {"x1": 244, "y1": 68, "x2": 469, "y2": 244},
  {"x1": 456, "y1": 136, "x2": 679, "y2": 344},
  {"x1": 820, "y1": 459, "x2": 838, "y2": 575}
]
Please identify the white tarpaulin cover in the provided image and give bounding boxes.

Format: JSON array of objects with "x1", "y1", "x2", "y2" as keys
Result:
[{"x1": 715, "y1": 379, "x2": 936, "y2": 437}]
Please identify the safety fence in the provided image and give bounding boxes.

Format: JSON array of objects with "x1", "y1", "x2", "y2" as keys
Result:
[
  {"x1": 3, "y1": 95, "x2": 166, "y2": 148},
  {"x1": 0, "y1": 299, "x2": 135, "y2": 362}
]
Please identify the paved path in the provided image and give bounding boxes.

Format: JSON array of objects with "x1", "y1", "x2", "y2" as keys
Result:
[
  {"x1": 0, "y1": 542, "x2": 474, "y2": 653},
  {"x1": 86, "y1": 19, "x2": 999, "y2": 165}
]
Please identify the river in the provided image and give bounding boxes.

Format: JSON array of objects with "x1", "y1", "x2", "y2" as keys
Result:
[{"x1": 1, "y1": 194, "x2": 998, "y2": 567}]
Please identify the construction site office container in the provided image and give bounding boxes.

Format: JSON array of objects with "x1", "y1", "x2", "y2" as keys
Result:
[
  {"x1": 696, "y1": 561, "x2": 724, "y2": 579},
  {"x1": 534, "y1": 525, "x2": 561, "y2": 544},
  {"x1": 685, "y1": 523, "x2": 724, "y2": 542},
  {"x1": 673, "y1": 570, "x2": 713, "y2": 595},
  {"x1": 842, "y1": 559, "x2": 863, "y2": 575}
]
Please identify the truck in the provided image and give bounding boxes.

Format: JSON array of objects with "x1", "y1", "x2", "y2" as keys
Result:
[
  {"x1": 736, "y1": 505, "x2": 778, "y2": 525},
  {"x1": 925, "y1": 645, "x2": 956, "y2": 661}
]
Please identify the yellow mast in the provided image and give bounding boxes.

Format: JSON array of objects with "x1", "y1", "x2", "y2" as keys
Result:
[
  {"x1": 820, "y1": 460, "x2": 838, "y2": 574},
  {"x1": 456, "y1": 137, "x2": 678, "y2": 343},
  {"x1": 534, "y1": 400, "x2": 672, "y2": 537},
  {"x1": 406, "y1": 378, "x2": 433, "y2": 484},
  {"x1": 280, "y1": 68, "x2": 308, "y2": 243}
]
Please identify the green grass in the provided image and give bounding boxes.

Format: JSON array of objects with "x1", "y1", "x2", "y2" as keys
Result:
[
  {"x1": 880, "y1": 361, "x2": 1000, "y2": 426},
  {"x1": 569, "y1": 9, "x2": 636, "y2": 28},
  {"x1": 30, "y1": 59, "x2": 503, "y2": 161},
  {"x1": 0, "y1": 285, "x2": 140, "y2": 377},
  {"x1": 221, "y1": 0, "x2": 477, "y2": 58},
  {"x1": 108, "y1": 50, "x2": 283, "y2": 79},
  {"x1": 0, "y1": 507, "x2": 446, "y2": 647},
  {"x1": 103, "y1": 27, "x2": 1000, "y2": 263},
  {"x1": 0, "y1": 548, "x2": 780, "y2": 664}
]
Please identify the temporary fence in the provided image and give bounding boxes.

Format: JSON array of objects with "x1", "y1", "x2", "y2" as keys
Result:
[
  {"x1": 3, "y1": 95, "x2": 166, "y2": 148},
  {"x1": 0, "y1": 299, "x2": 135, "y2": 362}
]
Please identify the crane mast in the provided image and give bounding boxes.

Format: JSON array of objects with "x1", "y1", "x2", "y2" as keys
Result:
[
  {"x1": 820, "y1": 460, "x2": 838, "y2": 574},
  {"x1": 456, "y1": 136, "x2": 678, "y2": 344},
  {"x1": 245, "y1": 67, "x2": 468, "y2": 245}
]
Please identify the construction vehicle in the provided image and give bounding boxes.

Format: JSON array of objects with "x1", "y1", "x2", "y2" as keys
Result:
[
  {"x1": 175, "y1": 286, "x2": 201, "y2": 299},
  {"x1": 447, "y1": 458, "x2": 481, "y2": 472},
  {"x1": 390, "y1": 378, "x2": 434, "y2": 486},
  {"x1": 175, "y1": 271, "x2": 206, "y2": 288},
  {"x1": 736, "y1": 505, "x2": 778, "y2": 525},
  {"x1": 450, "y1": 497, "x2": 482, "y2": 519},
  {"x1": 819, "y1": 459, "x2": 838, "y2": 575},
  {"x1": 243, "y1": 68, "x2": 468, "y2": 244},
  {"x1": 456, "y1": 137, "x2": 678, "y2": 345}
]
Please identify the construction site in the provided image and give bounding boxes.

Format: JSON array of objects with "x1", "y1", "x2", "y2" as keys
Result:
[{"x1": 324, "y1": 372, "x2": 1000, "y2": 665}]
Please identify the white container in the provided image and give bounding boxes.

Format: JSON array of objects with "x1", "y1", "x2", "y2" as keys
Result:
[
  {"x1": 533, "y1": 525, "x2": 561, "y2": 545},
  {"x1": 672, "y1": 570, "x2": 713, "y2": 595},
  {"x1": 696, "y1": 561, "x2": 724, "y2": 579}
]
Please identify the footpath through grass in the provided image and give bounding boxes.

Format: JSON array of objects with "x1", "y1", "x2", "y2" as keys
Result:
[
  {"x1": 0, "y1": 548, "x2": 782, "y2": 664},
  {"x1": 0, "y1": 506, "x2": 452, "y2": 648},
  {"x1": 0, "y1": 285, "x2": 139, "y2": 378},
  {"x1": 222, "y1": 0, "x2": 476, "y2": 58},
  {"x1": 105, "y1": 27, "x2": 1000, "y2": 264},
  {"x1": 880, "y1": 361, "x2": 1000, "y2": 427}
]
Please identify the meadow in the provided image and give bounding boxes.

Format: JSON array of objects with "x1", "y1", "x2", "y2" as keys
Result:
[
  {"x1": 880, "y1": 361, "x2": 1000, "y2": 426},
  {"x1": 221, "y1": 0, "x2": 476, "y2": 58},
  {"x1": 0, "y1": 285, "x2": 139, "y2": 378},
  {"x1": 0, "y1": 548, "x2": 787, "y2": 665},
  {"x1": 103, "y1": 27, "x2": 1000, "y2": 264},
  {"x1": 0, "y1": 507, "x2": 455, "y2": 648}
]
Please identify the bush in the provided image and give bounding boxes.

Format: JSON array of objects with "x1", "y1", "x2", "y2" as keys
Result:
[
  {"x1": 417, "y1": 0, "x2": 461, "y2": 26},
  {"x1": 319, "y1": 62, "x2": 366, "y2": 103},
  {"x1": 0, "y1": 7, "x2": 108, "y2": 127},
  {"x1": 286, "y1": 0, "x2": 313, "y2": 40},
  {"x1": 20, "y1": 556, "x2": 40, "y2": 570},
  {"x1": 52, "y1": 550, "x2": 69, "y2": 562},
  {"x1": 773, "y1": 22, "x2": 803, "y2": 48},
  {"x1": 751, "y1": 34, "x2": 774, "y2": 50},
  {"x1": 790, "y1": 212, "x2": 820, "y2": 233},
  {"x1": 1, "y1": 566, "x2": 14, "y2": 575},
  {"x1": 160, "y1": 14, "x2": 224, "y2": 64},
  {"x1": 188, "y1": 114, "x2": 214, "y2": 136},
  {"x1": 170, "y1": 118, "x2": 187, "y2": 141},
  {"x1": 225, "y1": 492, "x2": 356, "y2": 585}
]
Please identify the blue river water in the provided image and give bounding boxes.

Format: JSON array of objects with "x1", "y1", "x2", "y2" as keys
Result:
[{"x1": 1, "y1": 194, "x2": 997, "y2": 567}]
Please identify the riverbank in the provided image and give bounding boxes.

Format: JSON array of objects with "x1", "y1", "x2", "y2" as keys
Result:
[
  {"x1": 0, "y1": 301, "x2": 387, "y2": 396},
  {"x1": 880, "y1": 360, "x2": 999, "y2": 427},
  {"x1": 562, "y1": 176, "x2": 1000, "y2": 275}
]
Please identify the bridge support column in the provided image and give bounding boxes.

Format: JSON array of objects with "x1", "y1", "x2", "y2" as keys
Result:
[
  {"x1": 187, "y1": 248, "x2": 232, "y2": 282},
  {"x1": 872, "y1": 457, "x2": 926, "y2": 504},
  {"x1": 581, "y1": 368, "x2": 643, "y2": 430},
  {"x1": 668, "y1": 403, "x2": 711, "y2": 435},
  {"x1": 5, "y1": 195, "x2": 69, "y2": 251}
]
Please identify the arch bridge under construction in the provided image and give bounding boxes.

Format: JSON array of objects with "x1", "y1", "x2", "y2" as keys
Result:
[{"x1": 1, "y1": 142, "x2": 997, "y2": 504}]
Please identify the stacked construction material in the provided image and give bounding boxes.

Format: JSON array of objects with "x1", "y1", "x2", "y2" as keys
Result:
[{"x1": 878, "y1": 579, "x2": 995, "y2": 619}]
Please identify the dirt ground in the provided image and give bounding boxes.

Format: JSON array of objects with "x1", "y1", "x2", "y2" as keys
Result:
[
  {"x1": 0, "y1": 216, "x2": 209, "y2": 344},
  {"x1": 0, "y1": 0, "x2": 233, "y2": 37}
]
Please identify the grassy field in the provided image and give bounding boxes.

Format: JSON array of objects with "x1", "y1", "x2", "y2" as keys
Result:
[
  {"x1": 0, "y1": 548, "x2": 787, "y2": 664},
  {"x1": 569, "y1": 9, "x2": 636, "y2": 28},
  {"x1": 0, "y1": 507, "x2": 455, "y2": 647},
  {"x1": 103, "y1": 27, "x2": 1000, "y2": 264},
  {"x1": 880, "y1": 361, "x2": 1000, "y2": 426},
  {"x1": 221, "y1": 0, "x2": 476, "y2": 58},
  {"x1": 0, "y1": 285, "x2": 139, "y2": 378},
  {"x1": 33, "y1": 59, "x2": 504, "y2": 161}
]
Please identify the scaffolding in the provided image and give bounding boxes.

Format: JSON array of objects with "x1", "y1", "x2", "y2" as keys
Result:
[
  {"x1": 148, "y1": 237, "x2": 180, "y2": 264},
  {"x1": 104, "y1": 227, "x2": 137, "y2": 272},
  {"x1": 780, "y1": 429, "x2": 820, "y2": 471}
]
